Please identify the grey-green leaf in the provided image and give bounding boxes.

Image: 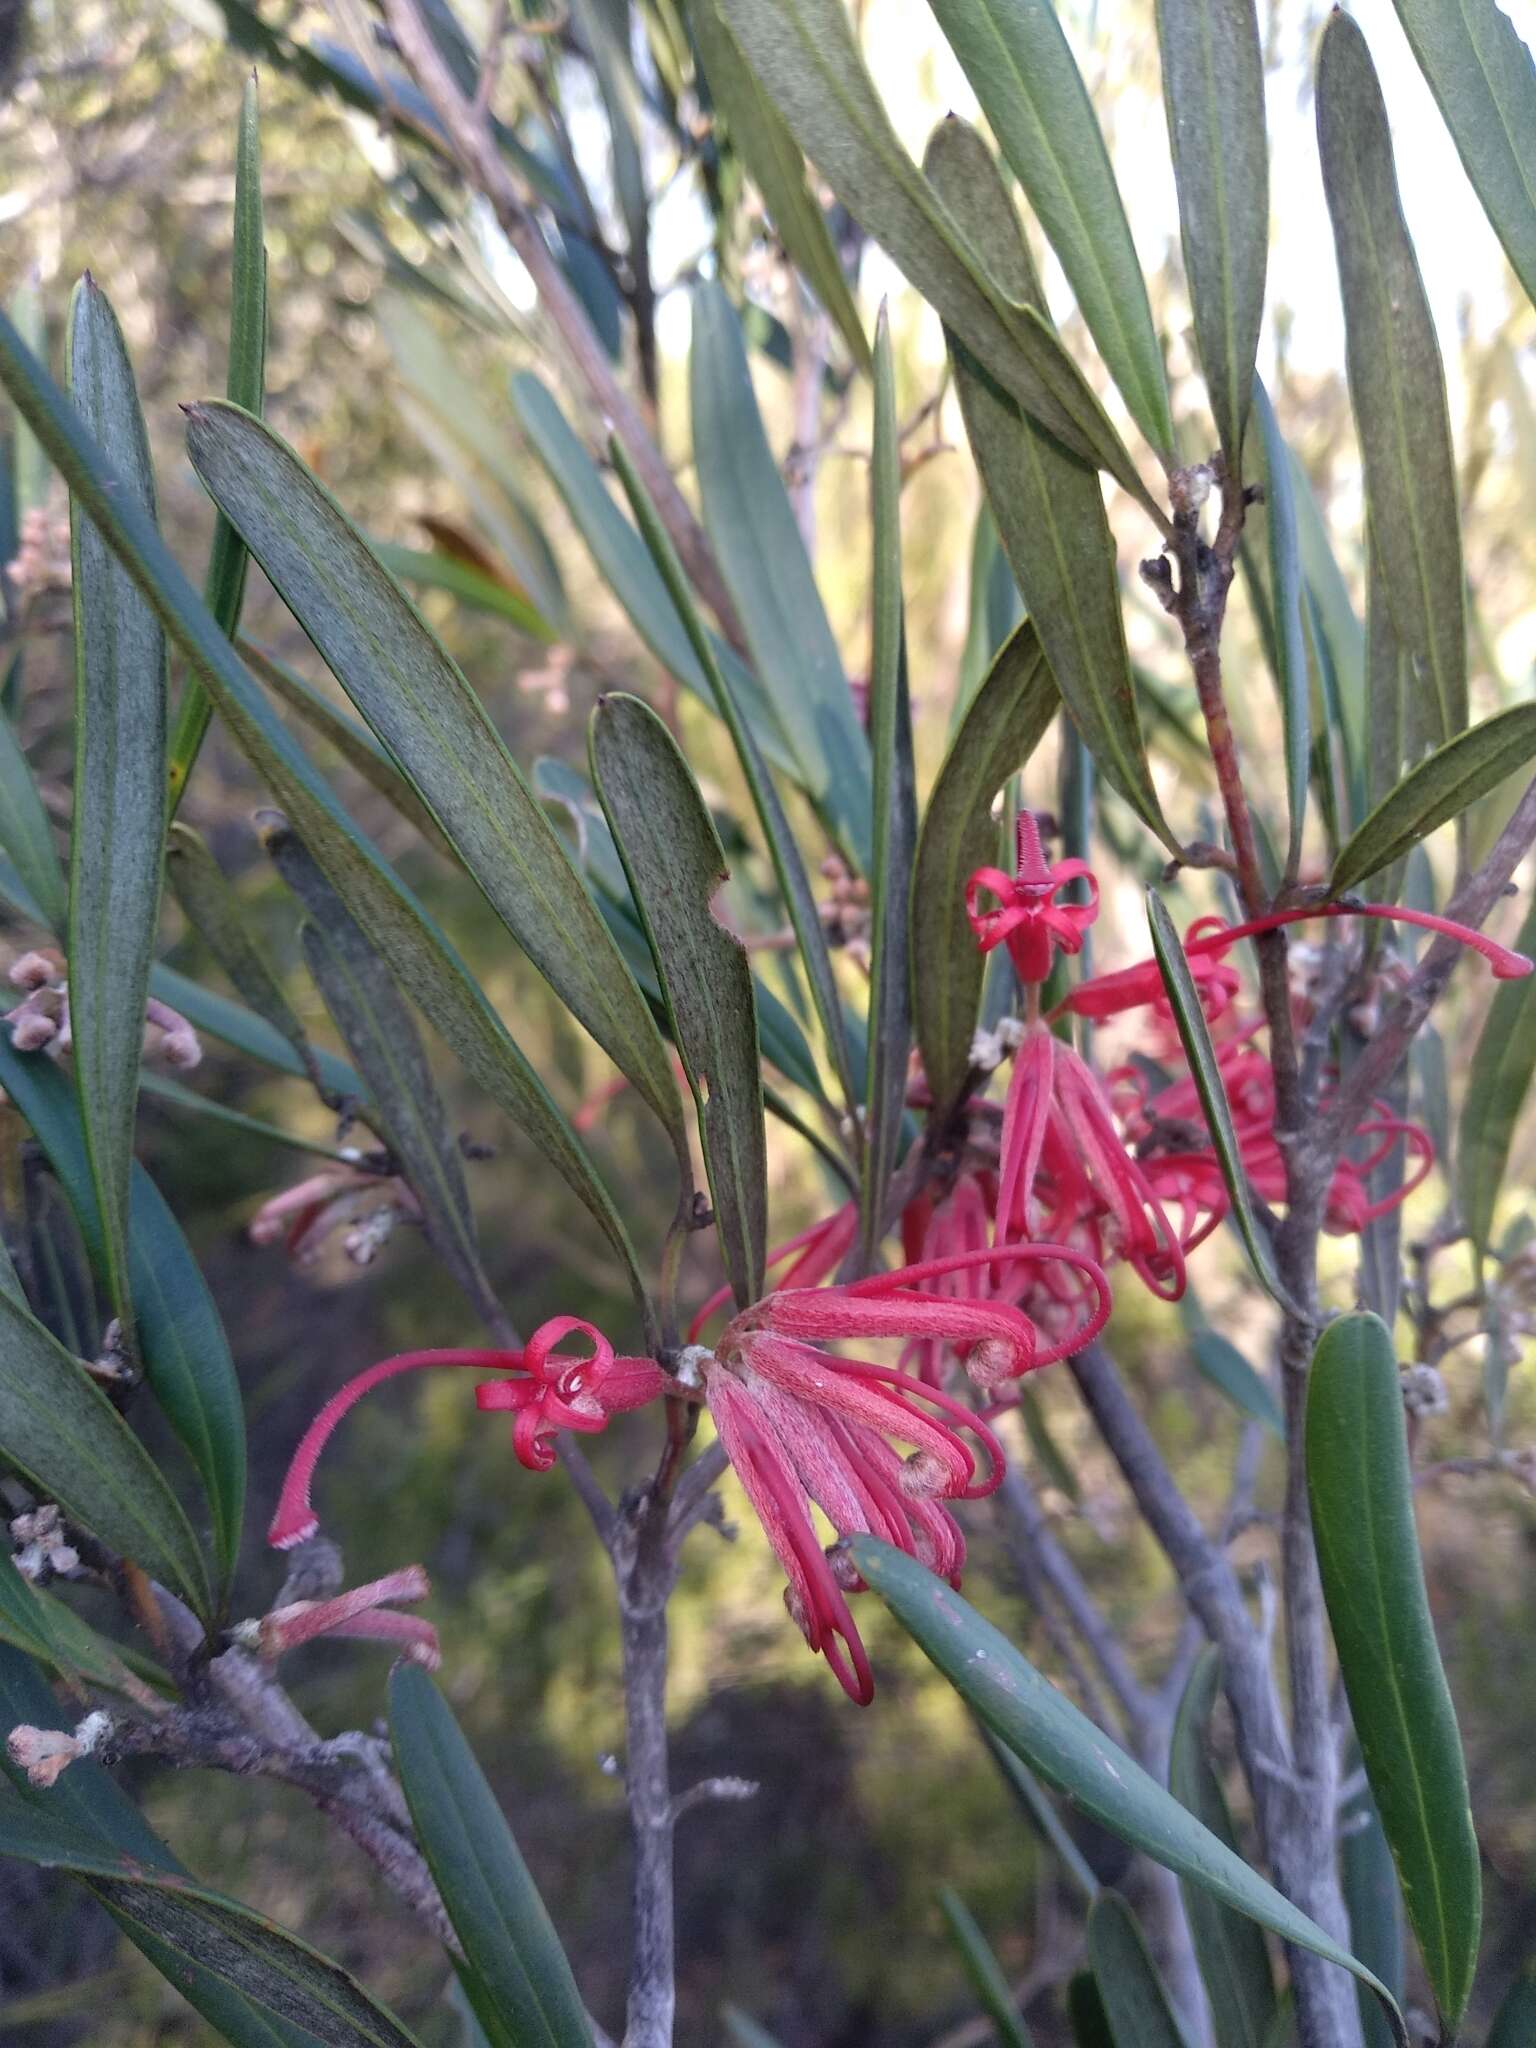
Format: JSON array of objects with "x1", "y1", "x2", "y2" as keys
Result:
[
  {"x1": 1086, "y1": 1892, "x2": 1190, "y2": 2048},
  {"x1": 926, "y1": 0, "x2": 1172, "y2": 454},
  {"x1": 1155, "y1": 0, "x2": 1267, "y2": 464},
  {"x1": 860, "y1": 310, "x2": 916, "y2": 1267},
  {"x1": 910, "y1": 619, "x2": 1058, "y2": 1115},
  {"x1": 0, "y1": 699, "x2": 66, "y2": 933},
  {"x1": 1340, "y1": 1769, "x2": 1406, "y2": 2048},
  {"x1": 1169, "y1": 1651, "x2": 1277, "y2": 2048},
  {"x1": 591, "y1": 693, "x2": 766, "y2": 1309},
  {"x1": 0, "y1": 1285, "x2": 209, "y2": 1613},
  {"x1": 1306, "y1": 1312, "x2": 1481, "y2": 2027},
  {"x1": 1458, "y1": 887, "x2": 1536, "y2": 1258},
  {"x1": 1389, "y1": 0, "x2": 1536, "y2": 313},
  {"x1": 926, "y1": 121, "x2": 1172, "y2": 849},
  {"x1": 849, "y1": 1536, "x2": 1407, "y2": 2046},
  {"x1": 938, "y1": 1887, "x2": 1036, "y2": 2048},
  {"x1": 1249, "y1": 381, "x2": 1307, "y2": 876},
  {"x1": 687, "y1": 0, "x2": 870, "y2": 367},
  {"x1": 689, "y1": 282, "x2": 872, "y2": 870},
  {"x1": 1146, "y1": 890, "x2": 1293, "y2": 1311},
  {"x1": 1189, "y1": 1328, "x2": 1283, "y2": 1439},
  {"x1": 66, "y1": 275, "x2": 168, "y2": 1336},
  {"x1": 182, "y1": 400, "x2": 688, "y2": 1173},
  {"x1": 1331, "y1": 703, "x2": 1536, "y2": 894},
  {"x1": 1317, "y1": 13, "x2": 1466, "y2": 749},
  {"x1": 390, "y1": 1664, "x2": 592, "y2": 2048}
]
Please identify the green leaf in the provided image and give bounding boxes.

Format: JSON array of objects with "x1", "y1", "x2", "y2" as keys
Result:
[
  {"x1": 183, "y1": 400, "x2": 689, "y2": 1175},
  {"x1": 0, "y1": 1552, "x2": 140, "y2": 1692},
  {"x1": 1146, "y1": 891, "x2": 1294, "y2": 1311},
  {"x1": 389, "y1": 1664, "x2": 592, "y2": 2048},
  {"x1": 860, "y1": 310, "x2": 917, "y2": 1268},
  {"x1": 0, "y1": 1032, "x2": 245, "y2": 1593},
  {"x1": 1068, "y1": 1974, "x2": 1116, "y2": 2048},
  {"x1": 986, "y1": 1734, "x2": 1100, "y2": 1900},
  {"x1": 168, "y1": 71, "x2": 267, "y2": 810},
  {"x1": 1317, "y1": 13, "x2": 1466, "y2": 749},
  {"x1": 1085, "y1": 1892, "x2": 1190, "y2": 2048},
  {"x1": 1189, "y1": 1328, "x2": 1283, "y2": 1439},
  {"x1": 506, "y1": 372, "x2": 799, "y2": 784},
  {"x1": 689, "y1": 283, "x2": 872, "y2": 871},
  {"x1": 0, "y1": 303, "x2": 650, "y2": 1312},
  {"x1": 591, "y1": 694, "x2": 766, "y2": 1309},
  {"x1": 713, "y1": 0, "x2": 1163, "y2": 512},
  {"x1": 1340, "y1": 1768, "x2": 1405, "y2": 2048},
  {"x1": 687, "y1": 0, "x2": 870, "y2": 367},
  {"x1": 264, "y1": 818, "x2": 507, "y2": 1337},
  {"x1": 910, "y1": 619, "x2": 1058, "y2": 1113},
  {"x1": 1388, "y1": 0, "x2": 1536, "y2": 313},
  {"x1": 850, "y1": 1537, "x2": 1407, "y2": 2046},
  {"x1": 0, "y1": 700, "x2": 66, "y2": 933},
  {"x1": 1487, "y1": 1965, "x2": 1536, "y2": 2048},
  {"x1": 148, "y1": 962, "x2": 360, "y2": 1101},
  {"x1": 925, "y1": 0, "x2": 1172, "y2": 454},
  {"x1": 166, "y1": 822, "x2": 322, "y2": 1095},
  {"x1": 938, "y1": 1887, "x2": 1036, "y2": 2047},
  {"x1": 1169, "y1": 1652, "x2": 1277, "y2": 2048},
  {"x1": 1291, "y1": 454, "x2": 1367, "y2": 832},
  {"x1": 1458, "y1": 887, "x2": 1536, "y2": 1257},
  {"x1": 1361, "y1": 537, "x2": 1414, "y2": 905},
  {"x1": 1249, "y1": 382, "x2": 1307, "y2": 876},
  {"x1": 1306, "y1": 1311, "x2": 1481, "y2": 2028},
  {"x1": 369, "y1": 542, "x2": 555, "y2": 643},
  {"x1": 606, "y1": 434, "x2": 859, "y2": 1124},
  {"x1": 66, "y1": 276, "x2": 168, "y2": 1339},
  {"x1": 0, "y1": 1285, "x2": 209, "y2": 1611},
  {"x1": 926, "y1": 121, "x2": 1172, "y2": 849},
  {"x1": 1330, "y1": 702, "x2": 1536, "y2": 895},
  {"x1": 139, "y1": 1071, "x2": 352, "y2": 1166},
  {"x1": 1154, "y1": 0, "x2": 1267, "y2": 464}
]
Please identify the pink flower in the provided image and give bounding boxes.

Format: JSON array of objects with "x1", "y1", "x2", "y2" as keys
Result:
[
  {"x1": 253, "y1": 1565, "x2": 442, "y2": 1670},
  {"x1": 966, "y1": 812, "x2": 1098, "y2": 987}
]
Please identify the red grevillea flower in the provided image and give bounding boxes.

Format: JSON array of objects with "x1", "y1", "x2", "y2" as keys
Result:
[
  {"x1": 966, "y1": 812, "x2": 1098, "y2": 986},
  {"x1": 687, "y1": 1201, "x2": 859, "y2": 1343},
  {"x1": 267, "y1": 1320, "x2": 667, "y2": 1549}
]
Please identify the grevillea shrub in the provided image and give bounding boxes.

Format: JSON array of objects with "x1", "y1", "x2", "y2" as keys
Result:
[{"x1": 1, "y1": 4, "x2": 1536, "y2": 2045}]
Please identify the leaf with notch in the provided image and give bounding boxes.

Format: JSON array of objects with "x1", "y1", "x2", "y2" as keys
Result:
[
  {"x1": 1306, "y1": 1312, "x2": 1480, "y2": 2028},
  {"x1": 1317, "y1": 13, "x2": 1466, "y2": 749},
  {"x1": 926, "y1": 0, "x2": 1171, "y2": 453},
  {"x1": 66, "y1": 276, "x2": 167, "y2": 1339},
  {"x1": 926, "y1": 121, "x2": 1171, "y2": 849},
  {"x1": 911, "y1": 619, "x2": 1058, "y2": 1115},
  {"x1": 183, "y1": 400, "x2": 688, "y2": 1177},
  {"x1": 592, "y1": 694, "x2": 765, "y2": 1308}
]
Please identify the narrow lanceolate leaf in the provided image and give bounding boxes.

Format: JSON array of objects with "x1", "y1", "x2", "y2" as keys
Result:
[
  {"x1": 168, "y1": 71, "x2": 267, "y2": 811},
  {"x1": 1146, "y1": 892, "x2": 1293, "y2": 1311},
  {"x1": 690, "y1": 285, "x2": 872, "y2": 871},
  {"x1": 925, "y1": 0, "x2": 1172, "y2": 454},
  {"x1": 166, "y1": 822, "x2": 322, "y2": 1094},
  {"x1": 1317, "y1": 14, "x2": 1467, "y2": 749},
  {"x1": 0, "y1": 1783, "x2": 421, "y2": 2048},
  {"x1": 1458, "y1": 887, "x2": 1536, "y2": 1257},
  {"x1": 0, "y1": 702, "x2": 66, "y2": 933},
  {"x1": 1362, "y1": 537, "x2": 1413, "y2": 905},
  {"x1": 1155, "y1": 0, "x2": 1267, "y2": 465},
  {"x1": 687, "y1": 0, "x2": 870, "y2": 369},
  {"x1": 1389, "y1": 0, "x2": 1536, "y2": 312},
  {"x1": 860, "y1": 311, "x2": 916, "y2": 1268},
  {"x1": 1487, "y1": 1966, "x2": 1536, "y2": 2048},
  {"x1": 1189, "y1": 1328, "x2": 1283, "y2": 1439},
  {"x1": 591, "y1": 695, "x2": 766, "y2": 1309},
  {"x1": 371, "y1": 542, "x2": 555, "y2": 643},
  {"x1": 1169, "y1": 1652, "x2": 1277, "y2": 2048},
  {"x1": 390, "y1": 1665, "x2": 592, "y2": 2048},
  {"x1": 67, "y1": 276, "x2": 168, "y2": 1338},
  {"x1": 849, "y1": 1537, "x2": 1408, "y2": 2047},
  {"x1": 714, "y1": 0, "x2": 1162, "y2": 513},
  {"x1": 911, "y1": 620, "x2": 1058, "y2": 1114},
  {"x1": 1251, "y1": 380, "x2": 1307, "y2": 876},
  {"x1": 1331, "y1": 703, "x2": 1536, "y2": 895},
  {"x1": 607, "y1": 435, "x2": 858, "y2": 1125},
  {"x1": 0, "y1": 306, "x2": 650, "y2": 1312},
  {"x1": 264, "y1": 818, "x2": 506, "y2": 1338},
  {"x1": 183, "y1": 402, "x2": 689, "y2": 1175},
  {"x1": 0, "y1": 1286, "x2": 209, "y2": 1613},
  {"x1": 1085, "y1": 1893, "x2": 1190, "y2": 2048},
  {"x1": 0, "y1": 1033, "x2": 245, "y2": 1595},
  {"x1": 938, "y1": 1888, "x2": 1036, "y2": 2048},
  {"x1": 150, "y1": 961, "x2": 360, "y2": 1102},
  {"x1": 926, "y1": 122, "x2": 1172, "y2": 850},
  {"x1": 1306, "y1": 1312, "x2": 1481, "y2": 2029},
  {"x1": 1341, "y1": 1767, "x2": 1406, "y2": 2048}
]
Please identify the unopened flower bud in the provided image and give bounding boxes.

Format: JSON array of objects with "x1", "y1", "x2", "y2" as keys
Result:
[
  {"x1": 7, "y1": 1710, "x2": 110, "y2": 1788},
  {"x1": 825, "y1": 1542, "x2": 862, "y2": 1591},
  {"x1": 901, "y1": 1449, "x2": 950, "y2": 1499},
  {"x1": 965, "y1": 1338, "x2": 1018, "y2": 1390}
]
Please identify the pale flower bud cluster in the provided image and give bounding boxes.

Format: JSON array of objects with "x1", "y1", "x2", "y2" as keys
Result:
[
  {"x1": 6, "y1": 950, "x2": 202, "y2": 1069},
  {"x1": 5, "y1": 507, "x2": 71, "y2": 604},
  {"x1": 1400, "y1": 1363, "x2": 1449, "y2": 1418},
  {"x1": 10, "y1": 1503, "x2": 79, "y2": 1582}
]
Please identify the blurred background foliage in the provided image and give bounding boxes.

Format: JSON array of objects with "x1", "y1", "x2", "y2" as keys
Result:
[{"x1": 1, "y1": 0, "x2": 1535, "y2": 2041}]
